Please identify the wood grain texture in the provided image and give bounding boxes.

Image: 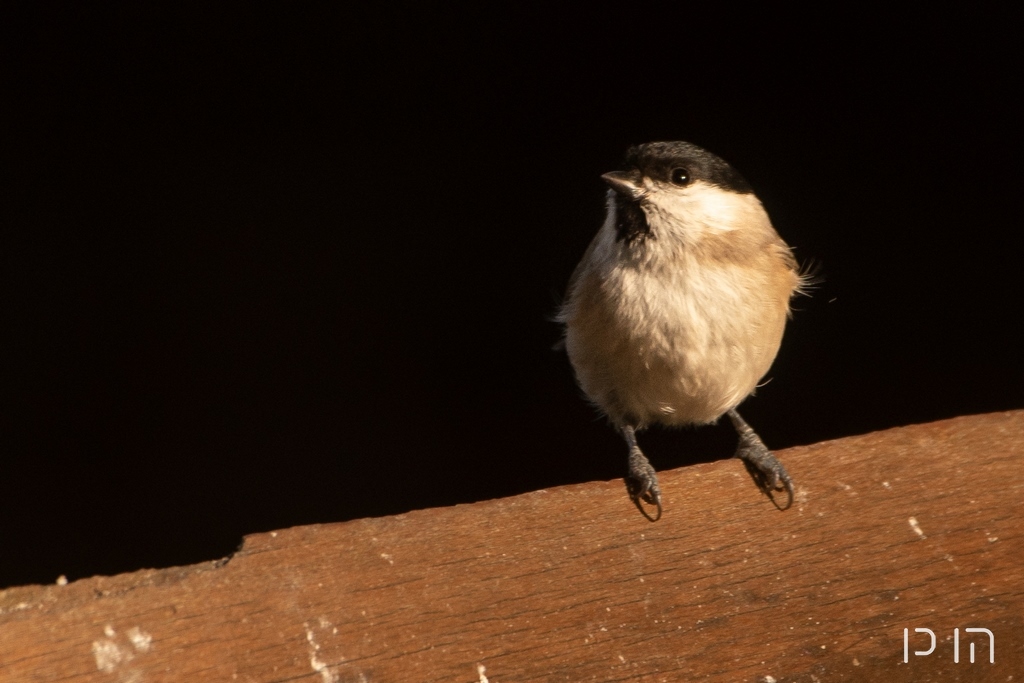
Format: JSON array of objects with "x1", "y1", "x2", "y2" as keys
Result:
[{"x1": 2, "y1": 411, "x2": 1022, "y2": 682}]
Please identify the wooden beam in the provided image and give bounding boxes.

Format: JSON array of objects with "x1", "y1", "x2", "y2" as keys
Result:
[{"x1": 2, "y1": 411, "x2": 1022, "y2": 682}]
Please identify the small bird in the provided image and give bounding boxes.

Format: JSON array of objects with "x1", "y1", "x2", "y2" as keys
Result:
[{"x1": 558, "y1": 141, "x2": 805, "y2": 521}]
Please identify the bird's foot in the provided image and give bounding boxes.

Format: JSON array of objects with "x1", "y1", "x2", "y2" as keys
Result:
[
  {"x1": 734, "y1": 431, "x2": 794, "y2": 510},
  {"x1": 626, "y1": 448, "x2": 662, "y2": 522}
]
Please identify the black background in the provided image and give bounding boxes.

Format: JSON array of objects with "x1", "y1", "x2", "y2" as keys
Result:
[{"x1": 2, "y1": 5, "x2": 1022, "y2": 589}]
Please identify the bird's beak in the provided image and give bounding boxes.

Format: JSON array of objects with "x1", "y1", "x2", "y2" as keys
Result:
[{"x1": 601, "y1": 170, "x2": 644, "y2": 200}]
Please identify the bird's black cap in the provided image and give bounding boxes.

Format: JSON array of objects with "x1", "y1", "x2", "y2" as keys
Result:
[{"x1": 621, "y1": 141, "x2": 753, "y2": 194}]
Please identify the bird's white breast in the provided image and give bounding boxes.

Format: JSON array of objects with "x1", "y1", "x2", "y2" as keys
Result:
[{"x1": 562, "y1": 188, "x2": 797, "y2": 428}]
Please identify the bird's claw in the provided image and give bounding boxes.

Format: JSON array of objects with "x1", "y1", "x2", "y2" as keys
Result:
[
  {"x1": 627, "y1": 449, "x2": 663, "y2": 522},
  {"x1": 736, "y1": 439, "x2": 794, "y2": 511}
]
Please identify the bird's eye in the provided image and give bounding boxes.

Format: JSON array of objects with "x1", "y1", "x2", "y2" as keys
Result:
[{"x1": 670, "y1": 168, "x2": 691, "y2": 186}]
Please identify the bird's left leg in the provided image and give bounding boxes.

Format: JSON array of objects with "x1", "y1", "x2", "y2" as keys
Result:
[
  {"x1": 728, "y1": 409, "x2": 794, "y2": 510},
  {"x1": 623, "y1": 424, "x2": 662, "y2": 521}
]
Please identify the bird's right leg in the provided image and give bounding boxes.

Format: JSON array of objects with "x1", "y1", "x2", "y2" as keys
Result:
[
  {"x1": 623, "y1": 424, "x2": 662, "y2": 522},
  {"x1": 728, "y1": 409, "x2": 794, "y2": 510}
]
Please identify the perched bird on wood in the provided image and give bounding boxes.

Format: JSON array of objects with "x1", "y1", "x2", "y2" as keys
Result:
[{"x1": 558, "y1": 141, "x2": 806, "y2": 521}]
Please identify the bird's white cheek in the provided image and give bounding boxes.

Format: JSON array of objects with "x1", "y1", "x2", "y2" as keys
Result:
[{"x1": 645, "y1": 183, "x2": 766, "y2": 241}]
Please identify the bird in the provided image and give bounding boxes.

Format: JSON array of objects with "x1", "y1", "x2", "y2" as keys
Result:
[{"x1": 557, "y1": 141, "x2": 806, "y2": 521}]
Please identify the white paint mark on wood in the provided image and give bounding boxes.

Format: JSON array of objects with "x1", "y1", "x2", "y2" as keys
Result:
[
  {"x1": 92, "y1": 639, "x2": 124, "y2": 673},
  {"x1": 305, "y1": 623, "x2": 338, "y2": 683},
  {"x1": 127, "y1": 626, "x2": 153, "y2": 652},
  {"x1": 908, "y1": 517, "x2": 926, "y2": 539}
]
